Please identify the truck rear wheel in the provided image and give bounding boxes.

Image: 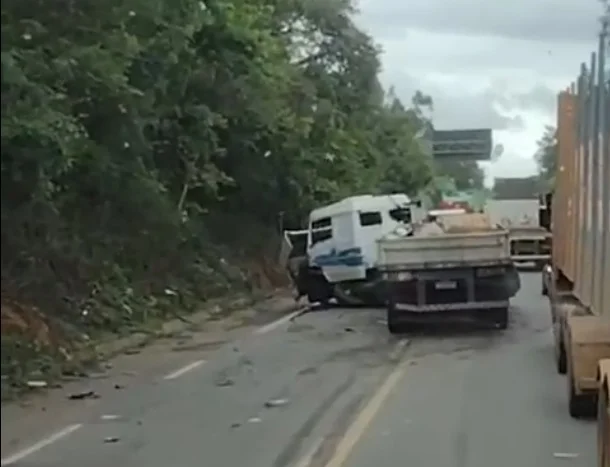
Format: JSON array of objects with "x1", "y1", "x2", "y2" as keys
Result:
[
  {"x1": 555, "y1": 337, "x2": 567, "y2": 374},
  {"x1": 541, "y1": 274, "x2": 548, "y2": 296},
  {"x1": 567, "y1": 353, "x2": 597, "y2": 418},
  {"x1": 387, "y1": 304, "x2": 402, "y2": 334}
]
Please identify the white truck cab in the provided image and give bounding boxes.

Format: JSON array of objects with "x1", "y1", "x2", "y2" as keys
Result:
[
  {"x1": 282, "y1": 193, "x2": 417, "y2": 305},
  {"x1": 307, "y1": 194, "x2": 413, "y2": 284}
]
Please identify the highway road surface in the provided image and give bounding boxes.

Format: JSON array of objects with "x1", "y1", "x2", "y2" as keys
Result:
[{"x1": 1, "y1": 273, "x2": 595, "y2": 467}]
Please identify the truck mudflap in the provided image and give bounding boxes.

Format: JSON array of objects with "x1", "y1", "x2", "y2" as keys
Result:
[
  {"x1": 564, "y1": 314, "x2": 610, "y2": 418},
  {"x1": 598, "y1": 359, "x2": 610, "y2": 467}
]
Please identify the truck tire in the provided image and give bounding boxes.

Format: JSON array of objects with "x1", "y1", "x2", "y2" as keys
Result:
[
  {"x1": 567, "y1": 353, "x2": 597, "y2": 418},
  {"x1": 387, "y1": 304, "x2": 401, "y2": 334},
  {"x1": 306, "y1": 275, "x2": 332, "y2": 307},
  {"x1": 535, "y1": 260, "x2": 546, "y2": 271},
  {"x1": 541, "y1": 275, "x2": 548, "y2": 296},
  {"x1": 597, "y1": 375, "x2": 610, "y2": 467},
  {"x1": 555, "y1": 337, "x2": 567, "y2": 375}
]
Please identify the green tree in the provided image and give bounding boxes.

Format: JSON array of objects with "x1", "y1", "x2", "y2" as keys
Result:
[
  {"x1": 535, "y1": 125, "x2": 558, "y2": 187},
  {"x1": 435, "y1": 160, "x2": 485, "y2": 191},
  {"x1": 0, "y1": 0, "x2": 435, "y2": 393}
]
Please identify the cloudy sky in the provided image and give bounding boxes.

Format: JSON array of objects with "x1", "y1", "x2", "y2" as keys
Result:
[{"x1": 355, "y1": 0, "x2": 605, "y2": 186}]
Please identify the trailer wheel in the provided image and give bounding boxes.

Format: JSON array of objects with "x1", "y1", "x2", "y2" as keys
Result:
[
  {"x1": 597, "y1": 375, "x2": 610, "y2": 467},
  {"x1": 555, "y1": 336, "x2": 567, "y2": 375},
  {"x1": 567, "y1": 353, "x2": 597, "y2": 418},
  {"x1": 541, "y1": 275, "x2": 548, "y2": 296}
]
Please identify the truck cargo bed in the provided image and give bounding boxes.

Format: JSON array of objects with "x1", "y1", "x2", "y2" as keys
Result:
[{"x1": 378, "y1": 230, "x2": 511, "y2": 270}]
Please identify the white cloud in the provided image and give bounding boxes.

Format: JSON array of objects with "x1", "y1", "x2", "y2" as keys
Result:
[{"x1": 354, "y1": 0, "x2": 604, "y2": 181}]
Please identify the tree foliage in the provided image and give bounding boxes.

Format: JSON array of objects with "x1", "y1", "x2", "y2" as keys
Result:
[
  {"x1": 534, "y1": 125, "x2": 557, "y2": 187},
  {"x1": 0, "y1": 0, "x2": 435, "y2": 379},
  {"x1": 435, "y1": 160, "x2": 485, "y2": 191}
]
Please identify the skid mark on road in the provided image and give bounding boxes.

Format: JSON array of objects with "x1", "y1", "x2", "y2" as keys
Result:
[
  {"x1": 293, "y1": 437, "x2": 325, "y2": 467},
  {"x1": 322, "y1": 360, "x2": 406, "y2": 467},
  {"x1": 272, "y1": 375, "x2": 356, "y2": 467},
  {"x1": 1, "y1": 423, "x2": 82, "y2": 466}
]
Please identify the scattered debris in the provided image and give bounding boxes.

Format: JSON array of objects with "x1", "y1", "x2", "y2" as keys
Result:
[
  {"x1": 247, "y1": 417, "x2": 262, "y2": 423},
  {"x1": 264, "y1": 398, "x2": 289, "y2": 408},
  {"x1": 89, "y1": 372, "x2": 110, "y2": 380},
  {"x1": 298, "y1": 366, "x2": 317, "y2": 376},
  {"x1": 114, "y1": 384, "x2": 124, "y2": 390},
  {"x1": 104, "y1": 436, "x2": 120, "y2": 443},
  {"x1": 68, "y1": 390, "x2": 100, "y2": 400},
  {"x1": 238, "y1": 356, "x2": 253, "y2": 366},
  {"x1": 26, "y1": 380, "x2": 47, "y2": 388},
  {"x1": 553, "y1": 452, "x2": 579, "y2": 459},
  {"x1": 101, "y1": 414, "x2": 121, "y2": 421},
  {"x1": 230, "y1": 422, "x2": 241, "y2": 429},
  {"x1": 215, "y1": 377, "x2": 235, "y2": 387},
  {"x1": 289, "y1": 306, "x2": 311, "y2": 322},
  {"x1": 344, "y1": 327, "x2": 355, "y2": 332}
]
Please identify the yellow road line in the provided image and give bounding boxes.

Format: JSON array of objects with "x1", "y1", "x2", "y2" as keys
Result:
[{"x1": 323, "y1": 362, "x2": 407, "y2": 467}]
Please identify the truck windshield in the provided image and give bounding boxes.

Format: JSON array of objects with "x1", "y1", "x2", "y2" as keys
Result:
[{"x1": 389, "y1": 207, "x2": 412, "y2": 223}]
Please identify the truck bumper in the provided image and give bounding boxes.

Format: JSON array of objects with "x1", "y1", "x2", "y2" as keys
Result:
[{"x1": 393, "y1": 300, "x2": 509, "y2": 313}]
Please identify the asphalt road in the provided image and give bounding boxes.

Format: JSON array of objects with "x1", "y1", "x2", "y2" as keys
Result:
[{"x1": 1, "y1": 272, "x2": 595, "y2": 467}]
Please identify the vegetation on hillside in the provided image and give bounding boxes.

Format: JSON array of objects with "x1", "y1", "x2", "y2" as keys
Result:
[{"x1": 1, "y1": 0, "x2": 438, "y2": 395}]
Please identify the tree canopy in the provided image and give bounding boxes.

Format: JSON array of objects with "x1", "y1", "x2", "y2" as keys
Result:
[
  {"x1": 435, "y1": 160, "x2": 486, "y2": 192},
  {"x1": 1, "y1": 0, "x2": 438, "y2": 389},
  {"x1": 534, "y1": 125, "x2": 558, "y2": 188}
]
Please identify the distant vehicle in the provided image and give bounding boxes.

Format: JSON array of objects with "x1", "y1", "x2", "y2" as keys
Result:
[{"x1": 485, "y1": 186, "x2": 552, "y2": 268}]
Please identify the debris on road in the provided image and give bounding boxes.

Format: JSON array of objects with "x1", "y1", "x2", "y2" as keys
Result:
[
  {"x1": 298, "y1": 366, "x2": 317, "y2": 376},
  {"x1": 104, "y1": 436, "x2": 120, "y2": 443},
  {"x1": 101, "y1": 414, "x2": 121, "y2": 421},
  {"x1": 215, "y1": 377, "x2": 235, "y2": 387},
  {"x1": 68, "y1": 390, "x2": 100, "y2": 400},
  {"x1": 247, "y1": 417, "x2": 262, "y2": 423},
  {"x1": 264, "y1": 398, "x2": 289, "y2": 408},
  {"x1": 289, "y1": 306, "x2": 312, "y2": 322},
  {"x1": 552, "y1": 452, "x2": 579, "y2": 459},
  {"x1": 26, "y1": 380, "x2": 47, "y2": 388}
]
